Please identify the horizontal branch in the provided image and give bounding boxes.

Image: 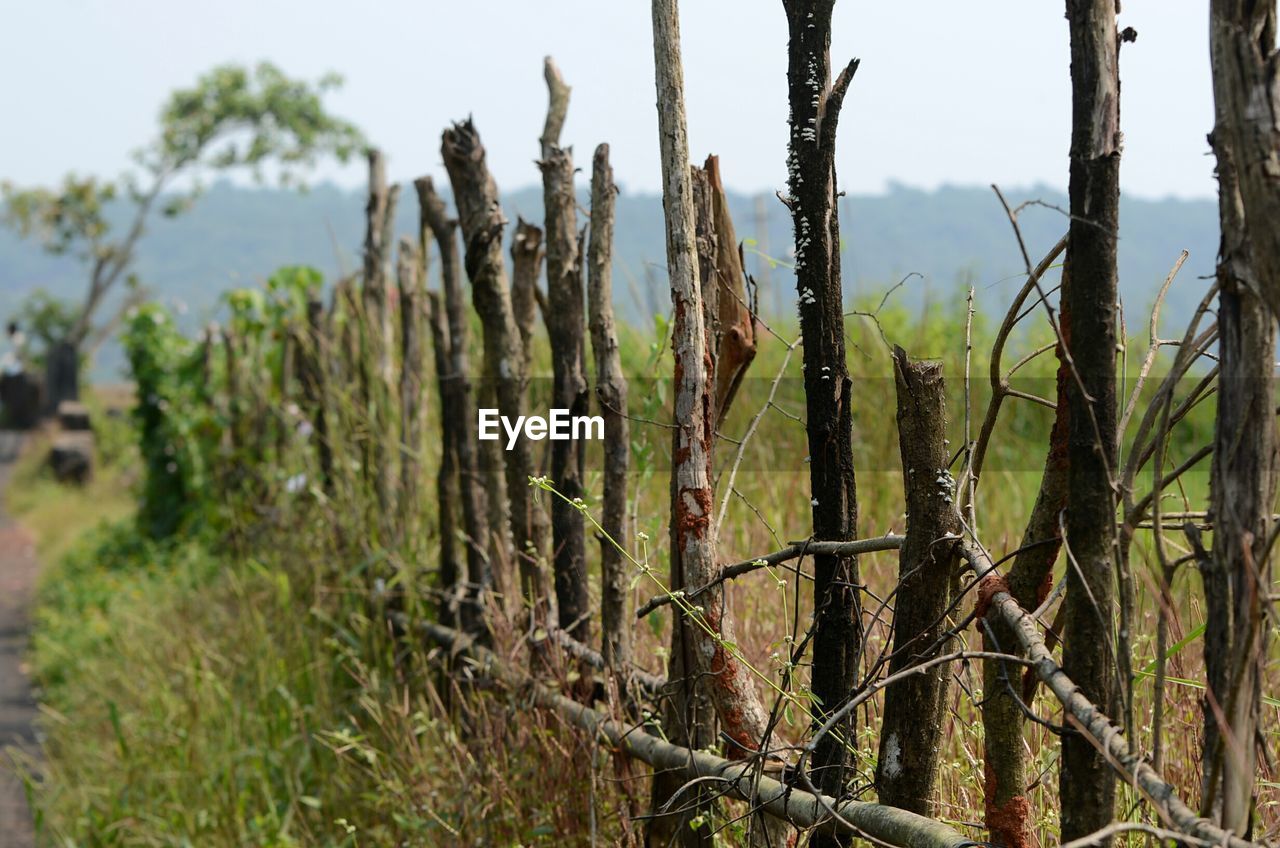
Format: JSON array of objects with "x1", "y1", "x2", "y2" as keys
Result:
[
  {"x1": 536, "y1": 625, "x2": 666, "y2": 696},
  {"x1": 635, "y1": 535, "x2": 905, "y2": 618},
  {"x1": 392, "y1": 610, "x2": 666, "y2": 698},
  {"x1": 418, "y1": 620, "x2": 971, "y2": 848},
  {"x1": 971, "y1": 547, "x2": 1265, "y2": 848}
]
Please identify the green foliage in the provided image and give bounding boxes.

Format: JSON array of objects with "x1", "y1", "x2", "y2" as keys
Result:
[
  {"x1": 266, "y1": 265, "x2": 323, "y2": 319},
  {"x1": 150, "y1": 63, "x2": 361, "y2": 184},
  {"x1": 0, "y1": 174, "x2": 116, "y2": 259},
  {"x1": 27, "y1": 520, "x2": 353, "y2": 846},
  {"x1": 15, "y1": 257, "x2": 1245, "y2": 846},
  {"x1": 121, "y1": 303, "x2": 212, "y2": 538},
  {"x1": 13, "y1": 289, "x2": 76, "y2": 361},
  {"x1": 1, "y1": 62, "x2": 363, "y2": 352}
]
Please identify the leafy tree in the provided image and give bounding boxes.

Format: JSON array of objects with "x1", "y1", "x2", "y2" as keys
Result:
[
  {"x1": 1, "y1": 62, "x2": 363, "y2": 405},
  {"x1": 14, "y1": 289, "x2": 77, "y2": 366}
]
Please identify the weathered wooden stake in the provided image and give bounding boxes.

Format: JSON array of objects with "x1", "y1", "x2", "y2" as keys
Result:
[
  {"x1": 1060, "y1": 1, "x2": 1122, "y2": 840},
  {"x1": 510, "y1": 218, "x2": 545, "y2": 372},
  {"x1": 441, "y1": 120, "x2": 552, "y2": 621},
  {"x1": 416, "y1": 177, "x2": 492, "y2": 633},
  {"x1": 1203, "y1": 1, "x2": 1280, "y2": 829},
  {"x1": 541, "y1": 143, "x2": 591, "y2": 643},
  {"x1": 587, "y1": 143, "x2": 632, "y2": 673},
  {"x1": 782, "y1": 1, "x2": 862, "y2": 828},
  {"x1": 651, "y1": 3, "x2": 792, "y2": 845},
  {"x1": 361, "y1": 149, "x2": 400, "y2": 529},
  {"x1": 875, "y1": 347, "x2": 961, "y2": 815},
  {"x1": 980, "y1": 301, "x2": 1070, "y2": 848},
  {"x1": 397, "y1": 235, "x2": 426, "y2": 538},
  {"x1": 427, "y1": 289, "x2": 463, "y2": 628},
  {"x1": 299, "y1": 298, "x2": 335, "y2": 497}
]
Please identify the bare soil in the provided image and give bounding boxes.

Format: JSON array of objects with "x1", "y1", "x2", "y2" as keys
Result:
[{"x1": 0, "y1": 432, "x2": 37, "y2": 847}]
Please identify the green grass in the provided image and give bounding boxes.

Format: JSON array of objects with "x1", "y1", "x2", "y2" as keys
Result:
[{"x1": 7, "y1": 292, "x2": 1272, "y2": 847}]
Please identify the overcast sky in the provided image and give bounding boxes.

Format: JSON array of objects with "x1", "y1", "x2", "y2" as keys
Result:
[{"x1": 3, "y1": 1, "x2": 1215, "y2": 199}]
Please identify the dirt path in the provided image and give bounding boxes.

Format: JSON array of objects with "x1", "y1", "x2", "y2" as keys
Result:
[{"x1": 0, "y1": 432, "x2": 37, "y2": 847}]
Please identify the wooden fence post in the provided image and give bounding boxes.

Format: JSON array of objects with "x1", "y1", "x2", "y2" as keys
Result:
[
  {"x1": 397, "y1": 236, "x2": 426, "y2": 540},
  {"x1": 651, "y1": 3, "x2": 793, "y2": 845},
  {"x1": 875, "y1": 348, "x2": 961, "y2": 814},
  {"x1": 1203, "y1": 0, "x2": 1280, "y2": 829},
  {"x1": 1060, "y1": 2, "x2": 1122, "y2": 841},
  {"x1": 416, "y1": 177, "x2": 493, "y2": 633},
  {"x1": 541, "y1": 142, "x2": 590, "y2": 643},
  {"x1": 782, "y1": 1, "x2": 863, "y2": 826},
  {"x1": 441, "y1": 120, "x2": 552, "y2": 622},
  {"x1": 299, "y1": 297, "x2": 335, "y2": 497},
  {"x1": 587, "y1": 143, "x2": 632, "y2": 673},
  {"x1": 427, "y1": 290, "x2": 463, "y2": 628},
  {"x1": 511, "y1": 218, "x2": 545, "y2": 373}
]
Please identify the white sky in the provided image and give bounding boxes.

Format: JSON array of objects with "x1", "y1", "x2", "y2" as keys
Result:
[{"x1": 2, "y1": 0, "x2": 1215, "y2": 199}]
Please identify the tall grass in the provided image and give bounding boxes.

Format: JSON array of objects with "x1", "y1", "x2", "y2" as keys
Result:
[{"x1": 10, "y1": 283, "x2": 1275, "y2": 846}]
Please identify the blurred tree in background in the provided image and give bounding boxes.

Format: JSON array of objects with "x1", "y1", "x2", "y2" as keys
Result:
[{"x1": 1, "y1": 61, "x2": 363, "y2": 407}]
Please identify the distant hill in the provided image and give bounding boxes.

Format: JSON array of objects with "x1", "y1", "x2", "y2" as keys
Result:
[{"x1": 0, "y1": 180, "x2": 1218, "y2": 379}]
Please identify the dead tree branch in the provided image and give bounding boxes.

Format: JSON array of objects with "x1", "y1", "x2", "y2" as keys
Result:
[{"x1": 586, "y1": 143, "x2": 632, "y2": 671}]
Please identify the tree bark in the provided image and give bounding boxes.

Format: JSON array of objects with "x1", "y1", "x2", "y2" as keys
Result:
[
  {"x1": 650, "y1": 5, "x2": 792, "y2": 846},
  {"x1": 416, "y1": 176, "x2": 492, "y2": 632},
  {"x1": 540, "y1": 56, "x2": 571, "y2": 160},
  {"x1": 783, "y1": 0, "x2": 862, "y2": 824},
  {"x1": 361, "y1": 149, "x2": 400, "y2": 530},
  {"x1": 427, "y1": 289, "x2": 463, "y2": 628},
  {"x1": 541, "y1": 144, "x2": 591, "y2": 643},
  {"x1": 649, "y1": 8, "x2": 718, "y2": 842},
  {"x1": 587, "y1": 143, "x2": 632, "y2": 672},
  {"x1": 1210, "y1": 0, "x2": 1280, "y2": 323},
  {"x1": 441, "y1": 120, "x2": 552, "y2": 621},
  {"x1": 397, "y1": 236, "x2": 426, "y2": 540},
  {"x1": 875, "y1": 348, "x2": 961, "y2": 815},
  {"x1": 1060, "y1": 1, "x2": 1121, "y2": 841},
  {"x1": 980, "y1": 310, "x2": 1070, "y2": 848},
  {"x1": 420, "y1": 619, "x2": 973, "y2": 848},
  {"x1": 703, "y1": 156, "x2": 757, "y2": 424},
  {"x1": 1204, "y1": 6, "x2": 1280, "y2": 830},
  {"x1": 511, "y1": 218, "x2": 545, "y2": 372},
  {"x1": 298, "y1": 298, "x2": 334, "y2": 496}
]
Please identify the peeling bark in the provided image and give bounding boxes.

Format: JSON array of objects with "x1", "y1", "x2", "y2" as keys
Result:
[
  {"x1": 703, "y1": 156, "x2": 757, "y2": 423},
  {"x1": 649, "y1": 7, "x2": 720, "y2": 843},
  {"x1": 650, "y1": 4, "x2": 791, "y2": 845}
]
